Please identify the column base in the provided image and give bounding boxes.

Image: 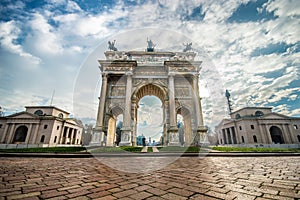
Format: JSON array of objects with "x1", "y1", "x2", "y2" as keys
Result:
[
  {"x1": 193, "y1": 126, "x2": 208, "y2": 146},
  {"x1": 120, "y1": 127, "x2": 132, "y2": 146},
  {"x1": 168, "y1": 127, "x2": 179, "y2": 146},
  {"x1": 90, "y1": 128, "x2": 105, "y2": 146}
]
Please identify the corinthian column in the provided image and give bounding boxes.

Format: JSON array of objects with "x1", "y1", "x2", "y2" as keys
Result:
[
  {"x1": 120, "y1": 72, "x2": 133, "y2": 146},
  {"x1": 193, "y1": 73, "x2": 207, "y2": 145},
  {"x1": 168, "y1": 72, "x2": 179, "y2": 145},
  {"x1": 96, "y1": 73, "x2": 108, "y2": 129}
]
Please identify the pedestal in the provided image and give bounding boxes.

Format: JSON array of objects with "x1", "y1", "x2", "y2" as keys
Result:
[
  {"x1": 194, "y1": 126, "x2": 208, "y2": 146},
  {"x1": 89, "y1": 128, "x2": 103, "y2": 146},
  {"x1": 119, "y1": 127, "x2": 132, "y2": 146},
  {"x1": 168, "y1": 127, "x2": 180, "y2": 146}
]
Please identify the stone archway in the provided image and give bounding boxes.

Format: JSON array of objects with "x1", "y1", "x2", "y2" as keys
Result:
[
  {"x1": 177, "y1": 106, "x2": 192, "y2": 146},
  {"x1": 270, "y1": 126, "x2": 284, "y2": 144},
  {"x1": 94, "y1": 48, "x2": 207, "y2": 146},
  {"x1": 13, "y1": 125, "x2": 28, "y2": 144},
  {"x1": 133, "y1": 84, "x2": 167, "y2": 146},
  {"x1": 106, "y1": 106, "x2": 123, "y2": 146}
]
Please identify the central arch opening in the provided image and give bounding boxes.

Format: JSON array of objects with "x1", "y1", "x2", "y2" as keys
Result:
[
  {"x1": 134, "y1": 84, "x2": 166, "y2": 146},
  {"x1": 137, "y1": 96, "x2": 163, "y2": 146}
]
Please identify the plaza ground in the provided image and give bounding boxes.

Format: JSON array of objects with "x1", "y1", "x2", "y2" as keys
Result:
[{"x1": 0, "y1": 156, "x2": 299, "y2": 200}]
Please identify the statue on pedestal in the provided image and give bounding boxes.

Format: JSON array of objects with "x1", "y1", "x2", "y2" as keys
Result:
[
  {"x1": 147, "y1": 38, "x2": 156, "y2": 52},
  {"x1": 183, "y1": 42, "x2": 192, "y2": 52},
  {"x1": 108, "y1": 40, "x2": 118, "y2": 51}
]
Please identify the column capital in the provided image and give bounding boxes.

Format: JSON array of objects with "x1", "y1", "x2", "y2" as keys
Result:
[
  {"x1": 102, "y1": 72, "x2": 108, "y2": 78},
  {"x1": 168, "y1": 72, "x2": 176, "y2": 77},
  {"x1": 125, "y1": 71, "x2": 133, "y2": 76}
]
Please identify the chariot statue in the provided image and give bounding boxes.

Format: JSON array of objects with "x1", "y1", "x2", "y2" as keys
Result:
[
  {"x1": 183, "y1": 42, "x2": 192, "y2": 52},
  {"x1": 108, "y1": 40, "x2": 118, "y2": 51}
]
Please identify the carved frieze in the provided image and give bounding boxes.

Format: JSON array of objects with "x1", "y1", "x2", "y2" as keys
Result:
[{"x1": 110, "y1": 85, "x2": 126, "y2": 97}]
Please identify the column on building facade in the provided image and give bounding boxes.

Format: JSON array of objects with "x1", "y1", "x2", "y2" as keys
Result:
[
  {"x1": 32, "y1": 124, "x2": 40, "y2": 144},
  {"x1": 168, "y1": 73, "x2": 179, "y2": 145},
  {"x1": 192, "y1": 73, "x2": 207, "y2": 144},
  {"x1": 222, "y1": 129, "x2": 227, "y2": 144},
  {"x1": 63, "y1": 127, "x2": 69, "y2": 144},
  {"x1": 229, "y1": 128, "x2": 234, "y2": 144},
  {"x1": 192, "y1": 73, "x2": 204, "y2": 127},
  {"x1": 229, "y1": 126, "x2": 237, "y2": 144},
  {"x1": 96, "y1": 73, "x2": 108, "y2": 129},
  {"x1": 58, "y1": 122, "x2": 65, "y2": 144},
  {"x1": 287, "y1": 124, "x2": 297, "y2": 143},
  {"x1": 226, "y1": 128, "x2": 233, "y2": 144},
  {"x1": 25, "y1": 124, "x2": 33, "y2": 144},
  {"x1": 70, "y1": 128, "x2": 75, "y2": 144},
  {"x1": 258, "y1": 124, "x2": 267, "y2": 144},
  {"x1": 263, "y1": 124, "x2": 272, "y2": 144},
  {"x1": 120, "y1": 72, "x2": 133, "y2": 145},
  {"x1": 233, "y1": 122, "x2": 240, "y2": 144},
  {"x1": 1, "y1": 124, "x2": 9, "y2": 143},
  {"x1": 7, "y1": 124, "x2": 16, "y2": 144},
  {"x1": 281, "y1": 124, "x2": 291, "y2": 144}
]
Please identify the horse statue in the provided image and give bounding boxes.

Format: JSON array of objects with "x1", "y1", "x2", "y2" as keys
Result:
[
  {"x1": 108, "y1": 40, "x2": 118, "y2": 51},
  {"x1": 183, "y1": 42, "x2": 192, "y2": 52}
]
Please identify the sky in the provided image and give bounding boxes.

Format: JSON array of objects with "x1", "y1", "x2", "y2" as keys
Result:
[{"x1": 0, "y1": 0, "x2": 300, "y2": 138}]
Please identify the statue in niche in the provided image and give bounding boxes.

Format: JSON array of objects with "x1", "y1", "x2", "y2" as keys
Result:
[
  {"x1": 183, "y1": 42, "x2": 192, "y2": 52},
  {"x1": 147, "y1": 38, "x2": 156, "y2": 52},
  {"x1": 108, "y1": 40, "x2": 118, "y2": 51}
]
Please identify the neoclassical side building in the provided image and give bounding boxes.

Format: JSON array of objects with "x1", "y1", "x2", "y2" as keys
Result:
[
  {"x1": 215, "y1": 107, "x2": 300, "y2": 146},
  {"x1": 0, "y1": 106, "x2": 83, "y2": 148},
  {"x1": 92, "y1": 45, "x2": 207, "y2": 146}
]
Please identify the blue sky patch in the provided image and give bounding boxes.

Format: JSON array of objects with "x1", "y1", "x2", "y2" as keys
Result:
[
  {"x1": 251, "y1": 42, "x2": 293, "y2": 57},
  {"x1": 228, "y1": 0, "x2": 277, "y2": 23}
]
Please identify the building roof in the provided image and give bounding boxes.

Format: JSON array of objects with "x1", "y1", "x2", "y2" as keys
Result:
[
  {"x1": 25, "y1": 106, "x2": 70, "y2": 114},
  {"x1": 230, "y1": 107, "x2": 272, "y2": 115}
]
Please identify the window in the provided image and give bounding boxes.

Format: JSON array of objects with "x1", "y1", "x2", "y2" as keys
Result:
[
  {"x1": 297, "y1": 135, "x2": 300, "y2": 143},
  {"x1": 253, "y1": 135, "x2": 257, "y2": 143},
  {"x1": 54, "y1": 136, "x2": 57, "y2": 143},
  {"x1": 251, "y1": 125, "x2": 254, "y2": 129},
  {"x1": 44, "y1": 125, "x2": 48, "y2": 129},
  {"x1": 255, "y1": 111, "x2": 264, "y2": 117},
  {"x1": 58, "y1": 113, "x2": 63, "y2": 118},
  {"x1": 294, "y1": 125, "x2": 298, "y2": 129},
  {"x1": 34, "y1": 110, "x2": 43, "y2": 116},
  {"x1": 239, "y1": 126, "x2": 242, "y2": 130},
  {"x1": 40, "y1": 135, "x2": 45, "y2": 143},
  {"x1": 236, "y1": 114, "x2": 241, "y2": 119},
  {"x1": 241, "y1": 136, "x2": 245, "y2": 143},
  {"x1": 57, "y1": 126, "x2": 59, "y2": 130},
  {"x1": 0, "y1": 124, "x2": 2, "y2": 128}
]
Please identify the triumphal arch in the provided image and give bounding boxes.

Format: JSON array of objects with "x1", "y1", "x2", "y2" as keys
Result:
[{"x1": 93, "y1": 40, "x2": 207, "y2": 146}]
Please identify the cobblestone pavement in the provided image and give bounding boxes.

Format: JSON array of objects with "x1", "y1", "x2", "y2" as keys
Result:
[{"x1": 0, "y1": 156, "x2": 300, "y2": 200}]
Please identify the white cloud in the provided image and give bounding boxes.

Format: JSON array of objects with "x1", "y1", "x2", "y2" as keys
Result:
[
  {"x1": 0, "y1": 21, "x2": 41, "y2": 64},
  {"x1": 264, "y1": 0, "x2": 300, "y2": 17},
  {"x1": 27, "y1": 13, "x2": 63, "y2": 55}
]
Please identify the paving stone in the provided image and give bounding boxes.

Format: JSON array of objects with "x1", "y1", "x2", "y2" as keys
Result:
[
  {"x1": 128, "y1": 191, "x2": 153, "y2": 200},
  {"x1": 0, "y1": 157, "x2": 299, "y2": 200}
]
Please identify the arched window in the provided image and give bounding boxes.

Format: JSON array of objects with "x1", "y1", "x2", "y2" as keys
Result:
[
  {"x1": 40, "y1": 135, "x2": 45, "y2": 143},
  {"x1": 58, "y1": 113, "x2": 63, "y2": 118},
  {"x1": 13, "y1": 125, "x2": 28, "y2": 143},
  {"x1": 255, "y1": 111, "x2": 264, "y2": 117},
  {"x1": 270, "y1": 126, "x2": 284, "y2": 144},
  {"x1": 235, "y1": 114, "x2": 241, "y2": 119},
  {"x1": 241, "y1": 136, "x2": 245, "y2": 143},
  {"x1": 297, "y1": 135, "x2": 300, "y2": 143},
  {"x1": 253, "y1": 135, "x2": 257, "y2": 143},
  {"x1": 34, "y1": 110, "x2": 43, "y2": 116}
]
